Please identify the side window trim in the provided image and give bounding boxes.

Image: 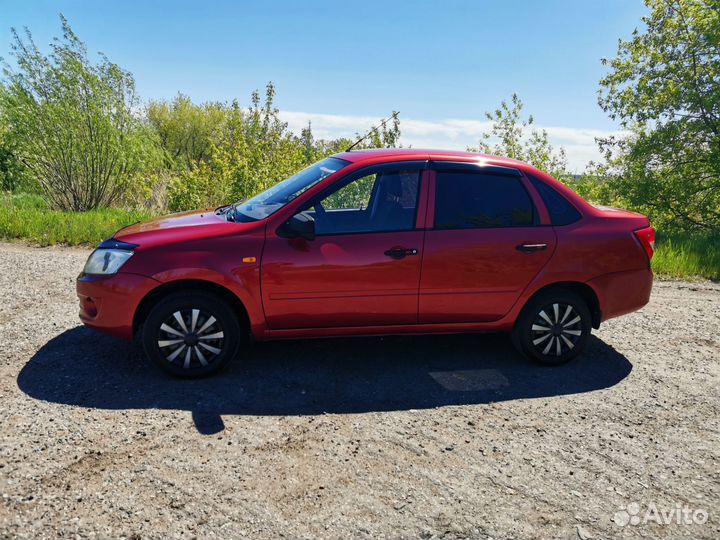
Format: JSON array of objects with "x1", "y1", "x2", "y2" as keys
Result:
[
  {"x1": 519, "y1": 172, "x2": 551, "y2": 225},
  {"x1": 429, "y1": 160, "x2": 522, "y2": 177}
]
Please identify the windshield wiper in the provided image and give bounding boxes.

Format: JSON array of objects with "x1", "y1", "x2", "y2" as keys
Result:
[
  {"x1": 225, "y1": 202, "x2": 238, "y2": 222},
  {"x1": 215, "y1": 203, "x2": 238, "y2": 222}
]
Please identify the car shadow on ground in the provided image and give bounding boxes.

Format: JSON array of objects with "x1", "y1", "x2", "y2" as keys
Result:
[{"x1": 18, "y1": 327, "x2": 632, "y2": 434}]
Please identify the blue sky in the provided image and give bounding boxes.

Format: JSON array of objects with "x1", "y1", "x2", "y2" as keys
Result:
[{"x1": 1, "y1": 0, "x2": 648, "y2": 170}]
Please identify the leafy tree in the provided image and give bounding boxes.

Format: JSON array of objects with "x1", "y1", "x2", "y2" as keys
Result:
[
  {"x1": 1, "y1": 16, "x2": 158, "y2": 210},
  {"x1": 0, "y1": 10, "x2": 406, "y2": 215},
  {"x1": 147, "y1": 94, "x2": 226, "y2": 170},
  {"x1": 299, "y1": 112, "x2": 401, "y2": 168},
  {"x1": 300, "y1": 121, "x2": 317, "y2": 163},
  {"x1": 468, "y1": 94, "x2": 570, "y2": 181},
  {"x1": 167, "y1": 84, "x2": 308, "y2": 210},
  {"x1": 0, "y1": 83, "x2": 28, "y2": 191},
  {"x1": 166, "y1": 83, "x2": 405, "y2": 211},
  {"x1": 237, "y1": 82, "x2": 308, "y2": 195},
  {"x1": 363, "y1": 111, "x2": 401, "y2": 149},
  {"x1": 597, "y1": 0, "x2": 720, "y2": 231}
]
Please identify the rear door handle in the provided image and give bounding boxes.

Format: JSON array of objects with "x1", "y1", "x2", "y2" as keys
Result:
[
  {"x1": 384, "y1": 247, "x2": 418, "y2": 260},
  {"x1": 517, "y1": 243, "x2": 548, "y2": 253}
]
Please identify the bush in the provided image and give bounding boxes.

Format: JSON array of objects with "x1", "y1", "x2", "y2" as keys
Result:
[
  {"x1": 168, "y1": 163, "x2": 231, "y2": 212},
  {"x1": 119, "y1": 171, "x2": 172, "y2": 213},
  {"x1": 653, "y1": 231, "x2": 720, "y2": 280},
  {"x1": 1, "y1": 16, "x2": 160, "y2": 210},
  {"x1": 0, "y1": 192, "x2": 151, "y2": 245}
]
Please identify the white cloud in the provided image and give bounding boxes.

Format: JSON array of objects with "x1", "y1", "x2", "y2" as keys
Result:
[{"x1": 280, "y1": 110, "x2": 626, "y2": 173}]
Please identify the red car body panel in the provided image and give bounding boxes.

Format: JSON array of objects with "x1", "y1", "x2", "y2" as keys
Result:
[
  {"x1": 261, "y1": 230, "x2": 425, "y2": 328},
  {"x1": 78, "y1": 272, "x2": 160, "y2": 339},
  {"x1": 77, "y1": 149, "x2": 653, "y2": 342},
  {"x1": 419, "y1": 226, "x2": 557, "y2": 323}
]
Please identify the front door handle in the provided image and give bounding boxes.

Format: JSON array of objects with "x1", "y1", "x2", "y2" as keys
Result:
[
  {"x1": 384, "y1": 247, "x2": 418, "y2": 260},
  {"x1": 517, "y1": 242, "x2": 548, "y2": 253}
]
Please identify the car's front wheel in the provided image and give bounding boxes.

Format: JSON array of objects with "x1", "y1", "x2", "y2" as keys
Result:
[
  {"x1": 141, "y1": 291, "x2": 241, "y2": 377},
  {"x1": 512, "y1": 289, "x2": 591, "y2": 365}
]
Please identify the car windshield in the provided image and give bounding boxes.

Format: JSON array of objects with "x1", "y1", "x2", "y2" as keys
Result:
[{"x1": 231, "y1": 157, "x2": 350, "y2": 222}]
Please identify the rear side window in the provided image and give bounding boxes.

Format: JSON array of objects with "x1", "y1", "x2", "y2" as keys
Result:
[
  {"x1": 528, "y1": 175, "x2": 582, "y2": 226},
  {"x1": 434, "y1": 172, "x2": 534, "y2": 229}
]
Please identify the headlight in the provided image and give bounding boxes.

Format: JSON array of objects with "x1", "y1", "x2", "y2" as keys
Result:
[{"x1": 83, "y1": 249, "x2": 134, "y2": 275}]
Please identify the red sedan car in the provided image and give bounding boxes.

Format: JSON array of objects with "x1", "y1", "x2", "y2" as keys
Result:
[{"x1": 77, "y1": 149, "x2": 654, "y2": 377}]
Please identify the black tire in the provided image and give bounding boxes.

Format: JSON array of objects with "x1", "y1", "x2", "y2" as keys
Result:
[
  {"x1": 141, "y1": 291, "x2": 242, "y2": 378},
  {"x1": 512, "y1": 289, "x2": 591, "y2": 366}
]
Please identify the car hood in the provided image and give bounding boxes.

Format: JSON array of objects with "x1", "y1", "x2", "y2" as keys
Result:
[
  {"x1": 116, "y1": 209, "x2": 222, "y2": 236},
  {"x1": 113, "y1": 208, "x2": 262, "y2": 249}
]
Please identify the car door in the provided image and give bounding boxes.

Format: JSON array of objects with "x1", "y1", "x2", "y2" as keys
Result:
[
  {"x1": 261, "y1": 162, "x2": 428, "y2": 329},
  {"x1": 419, "y1": 162, "x2": 556, "y2": 323}
]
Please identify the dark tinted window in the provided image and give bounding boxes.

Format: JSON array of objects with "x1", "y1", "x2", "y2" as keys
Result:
[
  {"x1": 528, "y1": 175, "x2": 581, "y2": 226},
  {"x1": 434, "y1": 172, "x2": 534, "y2": 229}
]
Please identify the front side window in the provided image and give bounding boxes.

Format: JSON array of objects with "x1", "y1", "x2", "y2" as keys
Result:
[
  {"x1": 232, "y1": 157, "x2": 349, "y2": 222},
  {"x1": 434, "y1": 171, "x2": 534, "y2": 229},
  {"x1": 306, "y1": 168, "x2": 421, "y2": 235},
  {"x1": 322, "y1": 173, "x2": 376, "y2": 211}
]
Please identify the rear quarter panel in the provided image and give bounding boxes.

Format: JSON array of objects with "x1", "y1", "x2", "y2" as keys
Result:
[
  {"x1": 542, "y1": 217, "x2": 649, "y2": 281},
  {"x1": 524, "y1": 214, "x2": 653, "y2": 322}
]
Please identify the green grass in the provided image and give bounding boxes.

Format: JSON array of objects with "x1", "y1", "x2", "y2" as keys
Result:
[
  {"x1": 653, "y1": 231, "x2": 720, "y2": 281},
  {"x1": 1, "y1": 192, "x2": 718, "y2": 280},
  {"x1": 0, "y1": 192, "x2": 153, "y2": 246}
]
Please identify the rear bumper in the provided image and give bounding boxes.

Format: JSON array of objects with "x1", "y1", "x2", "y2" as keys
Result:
[
  {"x1": 587, "y1": 267, "x2": 653, "y2": 322},
  {"x1": 76, "y1": 272, "x2": 160, "y2": 340}
]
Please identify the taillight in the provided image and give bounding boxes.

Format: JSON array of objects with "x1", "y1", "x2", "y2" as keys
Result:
[{"x1": 634, "y1": 226, "x2": 656, "y2": 261}]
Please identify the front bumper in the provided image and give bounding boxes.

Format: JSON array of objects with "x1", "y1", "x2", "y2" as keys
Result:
[{"x1": 76, "y1": 272, "x2": 160, "y2": 340}]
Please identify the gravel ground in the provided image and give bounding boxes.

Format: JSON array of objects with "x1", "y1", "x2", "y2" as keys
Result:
[{"x1": 0, "y1": 242, "x2": 718, "y2": 539}]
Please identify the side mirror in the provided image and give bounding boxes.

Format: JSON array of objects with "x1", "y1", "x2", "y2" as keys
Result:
[{"x1": 278, "y1": 212, "x2": 315, "y2": 241}]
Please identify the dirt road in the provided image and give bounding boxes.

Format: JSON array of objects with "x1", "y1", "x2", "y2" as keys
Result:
[{"x1": 0, "y1": 242, "x2": 718, "y2": 539}]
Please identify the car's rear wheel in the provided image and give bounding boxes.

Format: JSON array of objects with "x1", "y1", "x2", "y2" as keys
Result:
[
  {"x1": 142, "y1": 291, "x2": 241, "y2": 377},
  {"x1": 512, "y1": 289, "x2": 591, "y2": 365}
]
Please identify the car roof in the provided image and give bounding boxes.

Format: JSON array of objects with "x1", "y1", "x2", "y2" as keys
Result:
[
  {"x1": 332, "y1": 148, "x2": 595, "y2": 216},
  {"x1": 334, "y1": 148, "x2": 529, "y2": 168}
]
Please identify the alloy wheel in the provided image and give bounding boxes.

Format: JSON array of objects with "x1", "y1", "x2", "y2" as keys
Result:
[
  {"x1": 157, "y1": 308, "x2": 225, "y2": 370},
  {"x1": 530, "y1": 302, "x2": 583, "y2": 357}
]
